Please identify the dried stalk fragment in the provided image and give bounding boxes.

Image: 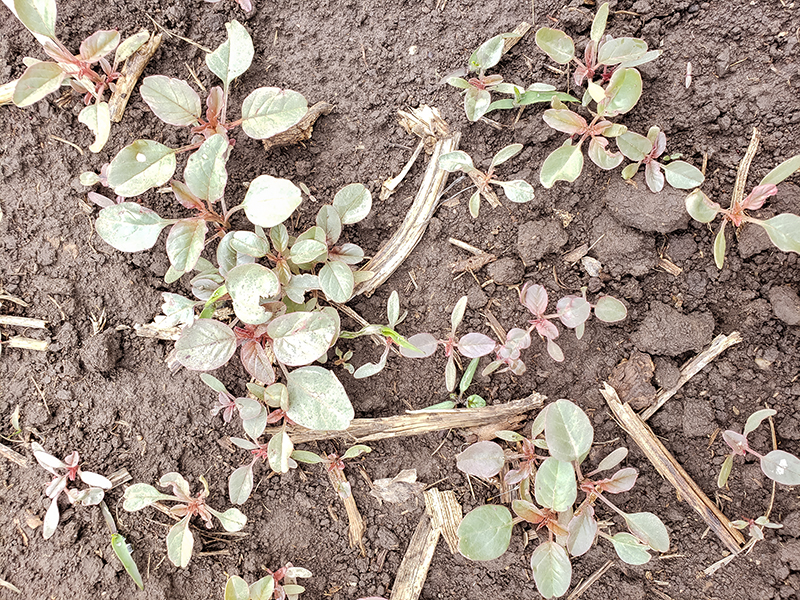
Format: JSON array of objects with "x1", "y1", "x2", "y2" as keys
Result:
[
  {"x1": 109, "y1": 32, "x2": 162, "y2": 122},
  {"x1": 261, "y1": 101, "x2": 334, "y2": 150},
  {"x1": 601, "y1": 383, "x2": 745, "y2": 554},
  {"x1": 327, "y1": 465, "x2": 366, "y2": 552}
]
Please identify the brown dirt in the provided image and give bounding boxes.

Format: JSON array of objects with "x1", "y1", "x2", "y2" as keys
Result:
[{"x1": 1, "y1": 0, "x2": 800, "y2": 599}]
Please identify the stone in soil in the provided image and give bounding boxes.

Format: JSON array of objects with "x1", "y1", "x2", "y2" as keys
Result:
[{"x1": 631, "y1": 301, "x2": 715, "y2": 356}]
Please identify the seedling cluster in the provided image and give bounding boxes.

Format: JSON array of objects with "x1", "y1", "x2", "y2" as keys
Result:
[{"x1": 455, "y1": 400, "x2": 669, "y2": 598}]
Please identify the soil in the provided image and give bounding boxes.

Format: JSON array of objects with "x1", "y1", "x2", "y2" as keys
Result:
[{"x1": 1, "y1": 0, "x2": 800, "y2": 599}]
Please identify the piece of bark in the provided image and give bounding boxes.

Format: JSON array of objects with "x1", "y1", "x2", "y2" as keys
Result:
[
  {"x1": 607, "y1": 351, "x2": 656, "y2": 410},
  {"x1": 262, "y1": 393, "x2": 545, "y2": 444},
  {"x1": 261, "y1": 101, "x2": 333, "y2": 150},
  {"x1": 109, "y1": 32, "x2": 163, "y2": 122},
  {"x1": 601, "y1": 383, "x2": 745, "y2": 554}
]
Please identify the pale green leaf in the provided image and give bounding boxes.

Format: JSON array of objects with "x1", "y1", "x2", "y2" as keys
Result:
[
  {"x1": 78, "y1": 101, "x2": 111, "y2": 153},
  {"x1": 598, "y1": 68, "x2": 642, "y2": 116},
  {"x1": 439, "y1": 150, "x2": 475, "y2": 173},
  {"x1": 540, "y1": 143, "x2": 584, "y2": 188},
  {"x1": 498, "y1": 180, "x2": 534, "y2": 203},
  {"x1": 685, "y1": 189, "x2": 721, "y2": 223},
  {"x1": 623, "y1": 511, "x2": 670, "y2": 552},
  {"x1": 534, "y1": 457, "x2": 577, "y2": 512},
  {"x1": 544, "y1": 399, "x2": 593, "y2": 462},
  {"x1": 761, "y1": 450, "x2": 800, "y2": 486},
  {"x1": 714, "y1": 225, "x2": 727, "y2": 269},
  {"x1": 267, "y1": 429, "x2": 293, "y2": 473},
  {"x1": 468, "y1": 190, "x2": 480, "y2": 218},
  {"x1": 79, "y1": 30, "x2": 119, "y2": 62},
  {"x1": 225, "y1": 576, "x2": 250, "y2": 600},
  {"x1": 456, "y1": 441, "x2": 505, "y2": 478},
  {"x1": 174, "y1": 319, "x2": 237, "y2": 370},
  {"x1": 268, "y1": 312, "x2": 337, "y2": 366},
  {"x1": 319, "y1": 260, "x2": 355, "y2": 303},
  {"x1": 249, "y1": 576, "x2": 275, "y2": 600},
  {"x1": 166, "y1": 516, "x2": 194, "y2": 568},
  {"x1": 107, "y1": 140, "x2": 177, "y2": 197},
  {"x1": 587, "y1": 136, "x2": 623, "y2": 170},
  {"x1": 185, "y1": 134, "x2": 229, "y2": 201},
  {"x1": 663, "y1": 161, "x2": 705, "y2": 189},
  {"x1": 591, "y1": 3, "x2": 609, "y2": 42},
  {"x1": 744, "y1": 408, "x2": 777, "y2": 435},
  {"x1": 468, "y1": 34, "x2": 506, "y2": 72},
  {"x1": 228, "y1": 464, "x2": 254, "y2": 505},
  {"x1": 457, "y1": 505, "x2": 512, "y2": 561},
  {"x1": 122, "y1": 483, "x2": 176, "y2": 511},
  {"x1": 567, "y1": 506, "x2": 597, "y2": 557},
  {"x1": 207, "y1": 506, "x2": 247, "y2": 532},
  {"x1": 464, "y1": 86, "x2": 491, "y2": 122},
  {"x1": 490, "y1": 143, "x2": 523, "y2": 168},
  {"x1": 140, "y1": 75, "x2": 201, "y2": 127},
  {"x1": 758, "y1": 214, "x2": 800, "y2": 254},
  {"x1": 95, "y1": 203, "x2": 171, "y2": 252},
  {"x1": 226, "y1": 263, "x2": 281, "y2": 325},
  {"x1": 535, "y1": 28, "x2": 575, "y2": 64},
  {"x1": 759, "y1": 154, "x2": 800, "y2": 186},
  {"x1": 13, "y1": 61, "x2": 64, "y2": 107},
  {"x1": 610, "y1": 532, "x2": 651, "y2": 565},
  {"x1": 332, "y1": 183, "x2": 372, "y2": 224},
  {"x1": 717, "y1": 454, "x2": 733, "y2": 488},
  {"x1": 530, "y1": 541, "x2": 572, "y2": 599},
  {"x1": 166, "y1": 219, "x2": 207, "y2": 274},
  {"x1": 286, "y1": 366, "x2": 354, "y2": 430},
  {"x1": 240, "y1": 87, "x2": 307, "y2": 139},
  {"x1": 594, "y1": 296, "x2": 627, "y2": 322},
  {"x1": 316, "y1": 205, "x2": 342, "y2": 245},
  {"x1": 13, "y1": 0, "x2": 56, "y2": 39},
  {"x1": 205, "y1": 20, "x2": 254, "y2": 90},
  {"x1": 598, "y1": 38, "x2": 648, "y2": 66},
  {"x1": 617, "y1": 131, "x2": 652, "y2": 162},
  {"x1": 115, "y1": 30, "x2": 150, "y2": 64},
  {"x1": 242, "y1": 175, "x2": 302, "y2": 227}
]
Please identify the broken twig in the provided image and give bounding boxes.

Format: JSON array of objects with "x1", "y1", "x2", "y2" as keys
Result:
[
  {"x1": 0, "y1": 442, "x2": 29, "y2": 467},
  {"x1": 261, "y1": 101, "x2": 333, "y2": 150},
  {"x1": 109, "y1": 32, "x2": 162, "y2": 122}
]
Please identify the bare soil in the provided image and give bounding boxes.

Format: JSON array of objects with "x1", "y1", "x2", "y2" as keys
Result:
[{"x1": 1, "y1": 0, "x2": 799, "y2": 599}]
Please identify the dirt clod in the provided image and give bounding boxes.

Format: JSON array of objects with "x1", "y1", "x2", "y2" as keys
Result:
[
  {"x1": 517, "y1": 219, "x2": 568, "y2": 265},
  {"x1": 768, "y1": 286, "x2": 800, "y2": 325},
  {"x1": 486, "y1": 257, "x2": 524, "y2": 286},
  {"x1": 605, "y1": 174, "x2": 690, "y2": 233},
  {"x1": 79, "y1": 329, "x2": 121, "y2": 373},
  {"x1": 631, "y1": 302, "x2": 715, "y2": 356}
]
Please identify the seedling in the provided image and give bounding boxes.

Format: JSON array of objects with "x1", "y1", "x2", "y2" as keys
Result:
[
  {"x1": 100, "y1": 501, "x2": 144, "y2": 590},
  {"x1": 455, "y1": 400, "x2": 668, "y2": 599},
  {"x1": 6, "y1": 0, "x2": 149, "y2": 152},
  {"x1": 731, "y1": 516, "x2": 783, "y2": 545},
  {"x1": 618, "y1": 126, "x2": 704, "y2": 192},
  {"x1": 535, "y1": 2, "x2": 661, "y2": 187},
  {"x1": 717, "y1": 409, "x2": 800, "y2": 488},
  {"x1": 444, "y1": 33, "x2": 576, "y2": 121},
  {"x1": 685, "y1": 154, "x2": 800, "y2": 268},
  {"x1": 123, "y1": 472, "x2": 246, "y2": 567},
  {"x1": 453, "y1": 357, "x2": 486, "y2": 407},
  {"x1": 224, "y1": 565, "x2": 312, "y2": 600},
  {"x1": 399, "y1": 296, "x2": 497, "y2": 391},
  {"x1": 31, "y1": 442, "x2": 112, "y2": 539},
  {"x1": 486, "y1": 283, "x2": 626, "y2": 365},
  {"x1": 438, "y1": 145, "x2": 535, "y2": 217}
]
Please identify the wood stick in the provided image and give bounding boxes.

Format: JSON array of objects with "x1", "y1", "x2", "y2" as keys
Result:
[
  {"x1": 0, "y1": 442, "x2": 28, "y2": 467},
  {"x1": 327, "y1": 466, "x2": 366, "y2": 553},
  {"x1": 261, "y1": 101, "x2": 334, "y2": 150},
  {"x1": 601, "y1": 383, "x2": 745, "y2": 554},
  {"x1": 502, "y1": 22, "x2": 532, "y2": 54},
  {"x1": 7, "y1": 337, "x2": 49, "y2": 351},
  {"x1": 732, "y1": 128, "x2": 760, "y2": 206},
  {"x1": 109, "y1": 32, "x2": 163, "y2": 122},
  {"x1": 0, "y1": 316, "x2": 47, "y2": 329},
  {"x1": 263, "y1": 393, "x2": 545, "y2": 444},
  {"x1": 389, "y1": 489, "x2": 461, "y2": 600},
  {"x1": 640, "y1": 332, "x2": 742, "y2": 421}
]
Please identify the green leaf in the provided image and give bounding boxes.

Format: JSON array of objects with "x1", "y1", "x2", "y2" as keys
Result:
[
  {"x1": 286, "y1": 366, "x2": 354, "y2": 430},
  {"x1": 744, "y1": 409, "x2": 777, "y2": 435},
  {"x1": 609, "y1": 532, "x2": 651, "y2": 565},
  {"x1": 598, "y1": 38, "x2": 648, "y2": 66},
  {"x1": 456, "y1": 441, "x2": 505, "y2": 478},
  {"x1": 534, "y1": 457, "x2": 577, "y2": 512},
  {"x1": 184, "y1": 134, "x2": 229, "y2": 201},
  {"x1": 685, "y1": 189, "x2": 721, "y2": 223},
  {"x1": 544, "y1": 399, "x2": 593, "y2": 462},
  {"x1": 95, "y1": 203, "x2": 171, "y2": 252},
  {"x1": 457, "y1": 505, "x2": 512, "y2": 561},
  {"x1": 591, "y1": 3, "x2": 609, "y2": 42},
  {"x1": 13, "y1": 0, "x2": 56, "y2": 39},
  {"x1": 240, "y1": 87, "x2": 308, "y2": 139},
  {"x1": 714, "y1": 225, "x2": 727, "y2": 269},
  {"x1": 332, "y1": 183, "x2": 372, "y2": 224},
  {"x1": 267, "y1": 429, "x2": 293, "y2": 473},
  {"x1": 79, "y1": 30, "x2": 119, "y2": 62},
  {"x1": 78, "y1": 101, "x2": 111, "y2": 153},
  {"x1": 122, "y1": 483, "x2": 177, "y2": 511},
  {"x1": 535, "y1": 28, "x2": 575, "y2": 64},
  {"x1": 140, "y1": 75, "x2": 201, "y2": 127},
  {"x1": 224, "y1": 576, "x2": 250, "y2": 600},
  {"x1": 567, "y1": 506, "x2": 597, "y2": 557},
  {"x1": 115, "y1": 30, "x2": 150, "y2": 64},
  {"x1": 207, "y1": 506, "x2": 247, "y2": 532},
  {"x1": 174, "y1": 319, "x2": 237, "y2": 370},
  {"x1": 594, "y1": 296, "x2": 627, "y2": 322},
  {"x1": 226, "y1": 263, "x2": 281, "y2": 325},
  {"x1": 761, "y1": 450, "x2": 800, "y2": 485},
  {"x1": 587, "y1": 137, "x2": 623, "y2": 170},
  {"x1": 316, "y1": 205, "x2": 342, "y2": 245},
  {"x1": 540, "y1": 143, "x2": 584, "y2": 189},
  {"x1": 387, "y1": 290, "x2": 401, "y2": 327},
  {"x1": 468, "y1": 190, "x2": 481, "y2": 218},
  {"x1": 542, "y1": 109, "x2": 586, "y2": 135},
  {"x1": 248, "y1": 576, "x2": 275, "y2": 600},
  {"x1": 439, "y1": 150, "x2": 475, "y2": 173},
  {"x1": 205, "y1": 20, "x2": 254, "y2": 90},
  {"x1": 759, "y1": 154, "x2": 800, "y2": 186},
  {"x1": 717, "y1": 454, "x2": 733, "y2": 488},
  {"x1": 110, "y1": 533, "x2": 144, "y2": 590},
  {"x1": 290, "y1": 238, "x2": 328, "y2": 265},
  {"x1": 268, "y1": 312, "x2": 337, "y2": 366},
  {"x1": 230, "y1": 231, "x2": 269, "y2": 257},
  {"x1": 107, "y1": 140, "x2": 177, "y2": 197},
  {"x1": 617, "y1": 131, "x2": 652, "y2": 162},
  {"x1": 228, "y1": 464, "x2": 253, "y2": 505},
  {"x1": 663, "y1": 161, "x2": 705, "y2": 189},
  {"x1": 498, "y1": 180, "x2": 534, "y2": 203},
  {"x1": 291, "y1": 450, "x2": 324, "y2": 464},
  {"x1": 621, "y1": 162, "x2": 640, "y2": 180},
  {"x1": 623, "y1": 511, "x2": 670, "y2": 552},
  {"x1": 468, "y1": 34, "x2": 506, "y2": 72},
  {"x1": 758, "y1": 213, "x2": 800, "y2": 254},
  {"x1": 13, "y1": 61, "x2": 64, "y2": 107},
  {"x1": 530, "y1": 541, "x2": 572, "y2": 599},
  {"x1": 166, "y1": 219, "x2": 207, "y2": 274},
  {"x1": 491, "y1": 143, "x2": 523, "y2": 168},
  {"x1": 242, "y1": 175, "x2": 302, "y2": 227},
  {"x1": 464, "y1": 86, "x2": 491, "y2": 122},
  {"x1": 319, "y1": 260, "x2": 355, "y2": 303},
  {"x1": 598, "y1": 68, "x2": 642, "y2": 116},
  {"x1": 166, "y1": 515, "x2": 194, "y2": 568}
]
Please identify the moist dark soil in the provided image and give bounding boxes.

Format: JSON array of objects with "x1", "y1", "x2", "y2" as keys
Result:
[{"x1": 1, "y1": 0, "x2": 800, "y2": 599}]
